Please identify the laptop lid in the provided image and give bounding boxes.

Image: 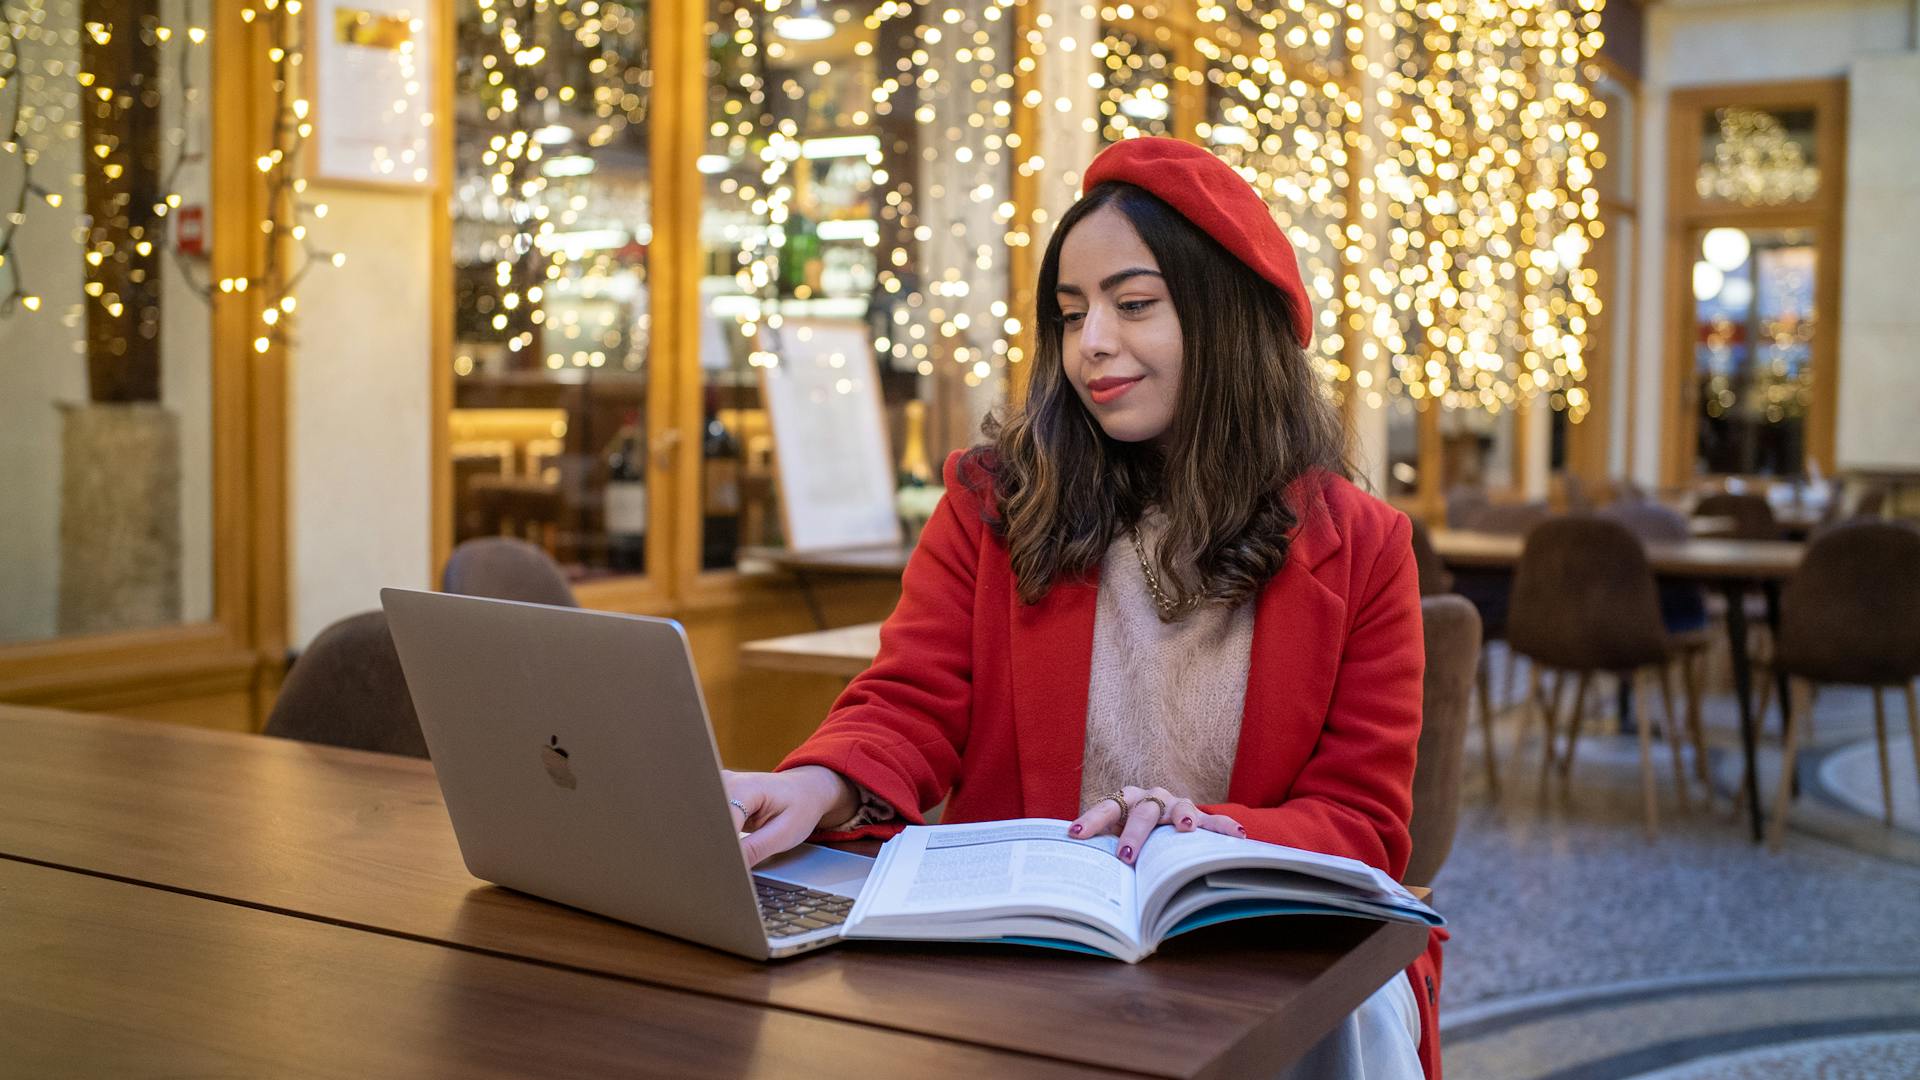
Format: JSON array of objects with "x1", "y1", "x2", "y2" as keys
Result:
[{"x1": 380, "y1": 587, "x2": 771, "y2": 960}]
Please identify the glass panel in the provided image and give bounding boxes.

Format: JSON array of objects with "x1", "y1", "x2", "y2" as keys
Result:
[
  {"x1": 1440, "y1": 407, "x2": 1515, "y2": 493},
  {"x1": 449, "y1": 0, "x2": 653, "y2": 578},
  {"x1": 1696, "y1": 105, "x2": 1818, "y2": 207},
  {"x1": 0, "y1": 1, "x2": 216, "y2": 644},
  {"x1": 1692, "y1": 226, "x2": 1815, "y2": 476},
  {"x1": 698, "y1": 0, "x2": 1013, "y2": 569},
  {"x1": 1386, "y1": 406, "x2": 1420, "y2": 499}
]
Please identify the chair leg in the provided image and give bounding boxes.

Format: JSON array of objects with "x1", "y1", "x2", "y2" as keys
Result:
[
  {"x1": 1506, "y1": 649, "x2": 1523, "y2": 712},
  {"x1": 1558, "y1": 671, "x2": 1592, "y2": 778},
  {"x1": 1873, "y1": 687, "x2": 1894, "y2": 827},
  {"x1": 1633, "y1": 669, "x2": 1659, "y2": 839},
  {"x1": 1476, "y1": 658, "x2": 1500, "y2": 799},
  {"x1": 1685, "y1": 650, "x2": 1709, "y2": 786},
  {"x1": 1659, "y1": 662, "x2": 1690, "y2": 814},
  {"x1": 1553, "y1": 671, "x2": 1591, "y2": 784},
  {"x1": 1905, "y1": 683, "x2": 1920, "y2": 826},
  {"x1": 1768, "y1": 678, "x2": 1807, "y2": 852},
  {"x1": 1523, "y1": 663, "x2": 1544, "y2": 752},
  {"x1": 1536, "y1": 669, "x2": 1567, "y2": 774}
]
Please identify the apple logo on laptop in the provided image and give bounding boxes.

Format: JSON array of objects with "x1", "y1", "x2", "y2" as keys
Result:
[{"x1": 542, "y1": 735, "x2": 577, "y2": 790}]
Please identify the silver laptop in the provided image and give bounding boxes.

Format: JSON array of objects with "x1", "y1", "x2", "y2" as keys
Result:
[{"x1": 380, "y1": 587, "x2": 873, "y2": 959}]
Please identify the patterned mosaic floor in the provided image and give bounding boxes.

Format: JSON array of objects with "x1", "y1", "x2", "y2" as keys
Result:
[{"x1": 1435, "y1": 647, "x2": 1920, "y2": 1079}]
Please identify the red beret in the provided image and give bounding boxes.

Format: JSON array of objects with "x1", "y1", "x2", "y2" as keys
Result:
[{"x1": 1081, "y1": 137, "x2": 1314, "y2": 348}]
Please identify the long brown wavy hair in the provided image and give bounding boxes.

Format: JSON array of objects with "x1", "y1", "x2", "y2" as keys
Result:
[{"x1": 961, "y1": 180, "x2": 1350, "y2": 615}]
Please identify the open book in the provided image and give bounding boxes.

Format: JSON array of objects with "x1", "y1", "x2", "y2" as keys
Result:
[{"x1": 840, "y1": 818, "x2": 1443, "y2": 962}]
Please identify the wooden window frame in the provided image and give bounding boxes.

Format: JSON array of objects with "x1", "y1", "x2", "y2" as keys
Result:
[
  {"x1": 0, "y1": 6, "x2": 289, "y2": 730},
  {"x1": 1660, "y1": 78, "x2": 1846, "y2": 489}
]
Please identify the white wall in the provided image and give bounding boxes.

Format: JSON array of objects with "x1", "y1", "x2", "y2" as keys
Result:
[
  {"x1": 288, "y1": 187, "x2": 435, "y2": 647},
  {"x1": 1835, "y1": 51, "x2": 1920, "y2": 468},
  {"x1": 1629, "y1": 0, "x2": 1917, "y2": 483}
]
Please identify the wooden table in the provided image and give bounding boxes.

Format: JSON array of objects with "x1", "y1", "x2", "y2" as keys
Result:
[
  {"x1": 741, "y1": 545, "x2": 910, "y2": 627},
  {"x1": 741, "y1": 621, "x2": 883, "y2": 678},
  {"x1": 1431, "y1": 529, "x2": 1805, "y2": 842},
  {"x1": 0, "y1": 704, "x2": 1429, "y2": 1077}
]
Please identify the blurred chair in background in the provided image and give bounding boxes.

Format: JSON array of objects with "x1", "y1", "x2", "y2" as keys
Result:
[
  {"x1": 1407, "y1": 594, "x2": 1483, "y2": 889},
  {"x1": 1507, "y1": 518, "x2": 1696, "y2": 837},
  {"x1": 264, "y1": 611, "x2": 427, "y2": 758},
  {"x1": 441, "y1": 537, "x2": 578, "y2": 608},
  {"x1": 1768, "y1": 521, "x2": 1920, "y2": 849},
  {"x1": 1693, "y1": 491, "x2": 1781, "y2": 542},
  {"x1": 1600, "y1": 501, "x2": 1716, "y2": 788}
]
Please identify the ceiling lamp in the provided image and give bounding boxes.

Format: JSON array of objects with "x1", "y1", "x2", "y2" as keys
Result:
[{"x1": 775, "y1": 1, "x2": 834, "y2": 42}]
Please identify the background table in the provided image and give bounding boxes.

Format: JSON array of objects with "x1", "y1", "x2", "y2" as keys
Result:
[
  {"x1": 1431, "y1": 529, "x2": 1804, "y2": 841},
  {"x1": 740, "y1": 545, "x2": 910, "y2": 628},
  {"x1": 741, "y1": 621, "x2": 883, "y2": 678},
  {"x1": 0, "y1": 704, "x2": 1429, "y2": 1078}
]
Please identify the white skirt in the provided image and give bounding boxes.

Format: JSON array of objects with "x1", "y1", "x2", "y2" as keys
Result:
[{"x1": 1275, "y1": 971, "x2": 1425, "y2": 1080}]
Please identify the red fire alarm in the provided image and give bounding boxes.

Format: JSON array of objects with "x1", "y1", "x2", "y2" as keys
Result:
[{"x1": 176, "y1": 205, "x2": 206, "y2": 257}]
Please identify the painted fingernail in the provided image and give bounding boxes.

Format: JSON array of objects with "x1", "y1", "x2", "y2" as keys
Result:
[
  {"x1": 1068, "y1": 823, "x2": 1082, "y2": 835},
  {"x1": 1120, "y1": 845, "x2": 1133, "y2": 861},
  {"x1": 1236, "y1": 826, "x2": 1247, "y2": 836}
]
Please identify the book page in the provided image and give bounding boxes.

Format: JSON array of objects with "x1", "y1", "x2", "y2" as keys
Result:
[{"x1": 848, "y1": 819, "x2": 1139, "y2": 943}]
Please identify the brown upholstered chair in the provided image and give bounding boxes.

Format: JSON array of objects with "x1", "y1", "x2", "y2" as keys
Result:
[
  {"x1": 1768, "y1": 521, "x2": 1920, "y2": 848},
  {"x1": 1449, "y1": 498, "x2": 1554, "y2": 797},
  {"x1": 1693, "y1": 492, "x2": 1781, "y2": 541},
  {"x1": 1406, "y1": 595, "x2": 1483, "y2": 888},
  {"x1": 1600, "y1": 501, "x2": 1716, "y2": 786},
  {"x1": 264, "y1": 611, "x2": 427, "y2": 757},
  {"x1": 1506, "y1": 517, "x2": 1695, "y2": 836},
  {"x1": 441, "y1": 536, "x2": 578, "y2": 607},
  {"x1": 1409, "y1": 517, "x2": 1454, "y2": 597}
]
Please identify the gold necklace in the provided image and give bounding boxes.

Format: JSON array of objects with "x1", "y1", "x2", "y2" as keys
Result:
[{"x1": 1128, "y1": 526, "x2": 1202, "y2": 620}]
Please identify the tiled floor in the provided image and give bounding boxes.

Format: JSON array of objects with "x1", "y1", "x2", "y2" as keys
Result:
[{"x1": 1435, "y1": 647, "x2": 1920, "y2": 1079}]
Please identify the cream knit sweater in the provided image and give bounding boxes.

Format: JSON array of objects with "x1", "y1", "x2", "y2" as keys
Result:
[
  {"x1": 1076, "y1": 512, "x2": 1254, "y2": 809},
  {"x1": 830, "y1": 513, "x2": 1253, "y2": 829}
]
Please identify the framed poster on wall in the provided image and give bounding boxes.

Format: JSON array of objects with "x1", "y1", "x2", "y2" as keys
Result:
[{"x1": 307, "y1": 0, "x2": 437, "y2": 187}]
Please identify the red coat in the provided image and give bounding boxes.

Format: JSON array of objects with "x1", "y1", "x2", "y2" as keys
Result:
[{"x1": 780, "y1": 450, "x2": 1447, "y2": 1078}]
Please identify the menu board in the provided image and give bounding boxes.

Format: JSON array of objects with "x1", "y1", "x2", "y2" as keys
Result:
[
  {"x1": 310, "y1": 0, "x2": 436, "y2": 186},
  {"x1": 759, "y1": 319, "x2": 901, "y2": 552}
]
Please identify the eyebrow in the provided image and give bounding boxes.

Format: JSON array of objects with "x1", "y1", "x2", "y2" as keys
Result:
[{"x1": 1054, "y1": 267, "x2": 1163, "y2": 297}]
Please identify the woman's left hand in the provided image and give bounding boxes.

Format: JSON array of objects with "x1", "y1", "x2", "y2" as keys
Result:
[{"x1": 1067, "y1": 784, "x2": 1245, "y2": 865}]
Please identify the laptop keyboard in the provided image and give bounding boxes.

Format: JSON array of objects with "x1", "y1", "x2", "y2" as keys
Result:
[{"x1": 754, "y1": 877, "x2": 854, "y2": 939}]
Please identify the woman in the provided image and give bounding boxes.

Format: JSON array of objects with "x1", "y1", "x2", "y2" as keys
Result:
[{"x1": 724, "y1": 136, "x2": 1443, "y2": 1079}]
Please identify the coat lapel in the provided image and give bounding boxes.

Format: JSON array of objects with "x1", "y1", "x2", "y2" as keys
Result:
[
  {"x1": 1009, "y1": 563, "x2": 1101, "y2": 818},
  {"x1": 1227, "y1": 487, "x2": 1349, "y2": 804}
]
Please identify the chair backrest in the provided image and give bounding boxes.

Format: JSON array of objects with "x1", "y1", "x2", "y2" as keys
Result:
[
  {"x1": 1507, "y1": 516, "x2": 1668, "y2": 672},
  {"x1": 441, "y1": 537, "x2": 577, "y2": 607},
  {"x1": 1409, "y1": 517, "x2": 1454, "y2": 596},
  {"x1": 1460, "y1": 500, "x2": 1554, "y2": 536},
  {"x1": 1601, "y1": 501, "x2": 1708, "y2": 632},
  {"x1": 1406, "y1": 594, "x2": 1482, "y2": 889},
  {"x1": 1600, "y1": 500, "x2": 1689, "y2": 542},
  {"x1": 1775, "y1": 521, "x2": 1920, "y2": 686},
  {"x1": 265, "y1": 611, "x2": 428, "y2": 757},
  {"x1": 1693, "y1": 492, "x2": 1779, "y2": 541}
]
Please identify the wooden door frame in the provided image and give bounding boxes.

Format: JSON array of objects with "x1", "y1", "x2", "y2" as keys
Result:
[{"x1": 1660, "y1": 78, "x2": 1846, "y2": 489}]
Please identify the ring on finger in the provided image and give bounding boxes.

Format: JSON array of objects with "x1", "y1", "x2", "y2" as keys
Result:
[
  {"x1": 1099, "y1": 791, "x2": 1130, "y2": 821},
  {"x1": 1131, "y1": 794, "x2": 1170, "y2": 823}
]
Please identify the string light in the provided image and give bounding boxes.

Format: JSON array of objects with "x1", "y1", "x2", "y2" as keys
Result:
[
  {"x1": 453, "y1": 0, "x2": 653, "y2": 379},
  {"x1": 0, "y1": 0, "x2": 332, "y2": 356}
]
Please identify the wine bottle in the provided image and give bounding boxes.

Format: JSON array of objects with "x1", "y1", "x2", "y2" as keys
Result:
[
  {"x1": 700, "y1": 387, "x2": 742, "y2": 569},
  {"x1": 604, "y1": 411, "x2": 647, "y2": 573}
]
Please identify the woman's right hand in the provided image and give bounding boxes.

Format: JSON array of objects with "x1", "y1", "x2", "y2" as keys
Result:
[{"x1": 723, "y1": 765, "x2": 859, "y2": 867}]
